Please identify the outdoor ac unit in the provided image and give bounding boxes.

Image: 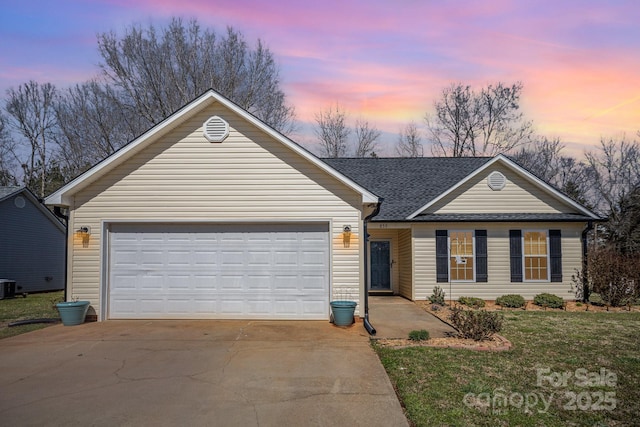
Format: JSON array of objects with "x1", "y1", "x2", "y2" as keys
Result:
[{"x1": 0, "y1": 279, "x2": 16, "y2": 299}]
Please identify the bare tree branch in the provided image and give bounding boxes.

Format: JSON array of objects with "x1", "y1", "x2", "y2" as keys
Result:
[
  {"x1": 354, "y1": 118, "x2": 381, "y2": 157},
  {"x1": 55, "y1": 80, "x2": 140, "y2": 178},
  {"x1": 396, "y1": 122, "x2": 423, "y2": 157},
  {"x1": 0, "y1": 112, "x2": 18, "y2": 185},
  {"x1": 5, "y1": 81, "x2": 58, "y2": 197},
  {"x1": 426, "y1": 82, "x2": 533, "y2": 157},
  {"x1": 97, "y1": 18, "x2": 295, "y2": 133},
  {"x1": 314, "y1": 104, "x2": 350, "y2": 158},
  {"x1": 584, "y1": 137, "x2": 640, "y2": 219},
  {"x1": 511, "y1": 137, "x2": 590, "y2": 206}
]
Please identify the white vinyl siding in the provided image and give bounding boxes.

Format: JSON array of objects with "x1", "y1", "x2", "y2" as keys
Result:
[
  {"x1": 66, "y1": 101, "x2": 363, "y2": 319},
  {"x1": 412, "y1": 222, "x2": 584, "y2": 300},
  {"x1": 397, "y1": 229, "x2": 413, "y2": 299},
  {"x1": 429, "y1": 164, "x2": 576, "y2": 214}
]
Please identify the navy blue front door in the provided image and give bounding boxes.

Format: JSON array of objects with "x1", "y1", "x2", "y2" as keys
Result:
[{"x1": 370, "y1": 241, "x2": 391, "y2": 290}]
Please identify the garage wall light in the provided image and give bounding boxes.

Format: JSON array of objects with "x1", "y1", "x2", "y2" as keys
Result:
[
  {"x1": 75, "y1": 226, "x2": 91, "y2": 248},
  {"x1": 343, "y1": 225, "x2": 352, "y2": 248}
]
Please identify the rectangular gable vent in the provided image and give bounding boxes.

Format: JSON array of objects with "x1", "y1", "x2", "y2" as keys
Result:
[{"x1": 203, "y1": 116, "x2": 229, "y2": 142}]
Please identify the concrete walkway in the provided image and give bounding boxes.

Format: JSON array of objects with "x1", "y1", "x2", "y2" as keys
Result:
[
  {"x1": 368, "y1": 296, "x2": 457, "y2": 339},
  {"x1": 0, "y1": 320, "x2": 408, "y2": 426}
]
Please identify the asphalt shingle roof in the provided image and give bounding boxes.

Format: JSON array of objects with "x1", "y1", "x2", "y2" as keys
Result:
[
  {"x1": 322, "y1": 157, "x2": 595, "y2": 222},
  {"x1": 322, "y1": 157, "x2": 491, "y2": 221},
  {"x1": 0, "y1": 186, "x2": 21, "y2": 201}
]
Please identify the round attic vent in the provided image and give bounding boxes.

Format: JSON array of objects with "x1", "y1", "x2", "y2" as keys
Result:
[
  {"x1": 14, "y1": 196, "x2": 25, "y2": 208},
  {"x1": 487, "y1": 171, "x2": 506, "y2": 190},
  {"x1": 203, "y1": 116, "x2": 229, "y2": 142}
]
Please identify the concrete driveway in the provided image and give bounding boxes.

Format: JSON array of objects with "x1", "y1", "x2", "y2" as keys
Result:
[{"x1": 0, "y1": 320, "x2": 408, "y2": 426}]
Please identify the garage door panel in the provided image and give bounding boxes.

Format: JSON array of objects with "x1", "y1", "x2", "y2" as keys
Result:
[
  {"x1": 108, "y1": 223, "x2": 330, "y2": 319},
  {"x1": 301, "y1": 275, "x2": 327, "y2": 291},
  {"x1": 192, "y1": 275, "x2": 217, "y2": 289}
]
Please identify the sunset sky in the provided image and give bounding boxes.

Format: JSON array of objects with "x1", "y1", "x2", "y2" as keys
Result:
[{"x1": 1, "y1": 0, "x2": 639, "y2": 157}]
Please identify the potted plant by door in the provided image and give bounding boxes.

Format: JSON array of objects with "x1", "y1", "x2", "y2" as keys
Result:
[
  {"x1": 330, "y1": 300, "x2": 357, "y2": 326},
  {"x1": 56, "y1": 299, "x2": 90, "y2": 326}
]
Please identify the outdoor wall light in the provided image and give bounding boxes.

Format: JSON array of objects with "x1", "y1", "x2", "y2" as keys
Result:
[
  {"x1": 75, "y1": 226, "x2": 91, "y2": 248},
  {"x1": 343, "y1": 225, "x2": 352, "y2": 248}
]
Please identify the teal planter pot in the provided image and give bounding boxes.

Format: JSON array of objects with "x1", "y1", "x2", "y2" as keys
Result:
[
  {"x1": 56, "y1": 301, "x2": 90, "y2": 326},
  {"x1": 330, "y1": 301, "x2": 357, "y2": 326}
]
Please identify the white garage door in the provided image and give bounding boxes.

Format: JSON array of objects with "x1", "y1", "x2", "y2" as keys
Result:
[{"x1": 108, "y1": 223, "x2": 330, "y2": 320}]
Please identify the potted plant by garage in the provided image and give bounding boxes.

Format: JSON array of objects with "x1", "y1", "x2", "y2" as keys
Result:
[
  {"x1": 330, "y1": 296, "x2": 357, "y2": 326},
  {"x1": 56, "y1": 298, "x2": 90, "y2": 326}
]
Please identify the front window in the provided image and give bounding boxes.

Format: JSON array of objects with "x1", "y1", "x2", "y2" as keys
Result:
[
  {"x1": 523, "y1": 231, "x2": 548, "y2": 281},
  {"x1": 450, "y1": 231, "x2": 474, "y2": 281}
]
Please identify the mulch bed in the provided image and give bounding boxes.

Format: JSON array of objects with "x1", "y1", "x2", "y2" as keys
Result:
[{"x1": 375, "y1": 299, "x2": 639, "y2": 350}]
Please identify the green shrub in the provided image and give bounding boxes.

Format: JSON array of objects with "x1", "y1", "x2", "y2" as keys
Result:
[
  {"x1": 408, "y1": 329, "x2": 430, "y2": 341},
  {"x1": 448, "y1": 308, "x2": 503, "y2": 341},
  {"x1": 428, "y1": 286, "x2": 446, "y2": 305},
  {"x1": 533, "y1": 293, "x2": 565, "y2": 309},
  {"x1": 588, "y1": 292, "x2": 605, "y2": 306},
  {"x1": 495, "y1": 294, "x2": 526, "y2": 308},
  {"x1": 458, "y1": 296, "x2": 486, "y2": 308}
]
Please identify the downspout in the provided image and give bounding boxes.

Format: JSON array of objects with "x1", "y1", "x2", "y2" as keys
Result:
[
  {"x1": 53, "y1": 206, "x2": 69, "y2": 302},
  {"x1": 581, "y1": 220, "x2": 594, "y2": 303},
  {"x1": 363, "y1": 199, "x2": 383, "y2": 335}
]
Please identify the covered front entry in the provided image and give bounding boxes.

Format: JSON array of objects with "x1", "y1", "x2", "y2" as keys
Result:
[
  {"x1": 107, "y1": 222, "x2": 330, "y2": 320},
  {"x1": 367, "y1": 226, "x2": 413, "y2": 299}
]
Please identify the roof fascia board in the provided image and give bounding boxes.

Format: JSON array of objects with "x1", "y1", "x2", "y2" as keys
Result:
[
  {"x1": 45, "y1": 90, "x2": 378, "y2": 206},
  {"x1": 407, "y1": 154, "x2": 599, "y2": 220}
]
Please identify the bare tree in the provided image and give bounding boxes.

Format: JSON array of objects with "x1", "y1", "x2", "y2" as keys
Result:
[
  {"x1": 396, "y1": 122, "x2": 423, "y2": 157},
  {"x1": 5, "y1": 81, "x2": 58, "y2": 198},
  {"x1": 314, "y1": 104, "x2": 350, "y2": 158},
  {"x1": 584, "y1": 136, "x2": 640, "y2": 221},
  {"x1": 354, "y1": 119, "x2": 381, "y2": 157},
  {"x1": 55, "y1": 80, "x2": 141, "y2": 178},
  {"x1": 97, "y1": 18, "x2": 295, "y2": 134},
  {"x1": 511, "y1": 138, "x2": 590, "y2": 206},
  {"x1": 0, "y1": 112, "x2": 18, "y2": 185},
  {"x1": 427, "y1": 82, "x2": 533, "y2": 157}
]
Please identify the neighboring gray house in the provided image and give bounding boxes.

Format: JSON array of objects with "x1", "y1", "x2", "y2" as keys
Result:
[{"x1": 0, "y1": 186, "x2": 65, "y2": 293}]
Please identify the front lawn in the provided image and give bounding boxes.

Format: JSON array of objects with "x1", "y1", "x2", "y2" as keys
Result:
[
  {"x1": 0, "y1": 291, "x2": 63, "y2": 339},
  {"x1": 374, "y1": 311, "x2": 640, "y2": 426}
]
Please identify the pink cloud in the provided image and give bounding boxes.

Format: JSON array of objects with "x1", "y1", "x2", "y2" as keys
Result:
[{"x1": 2, "y1": 0, "x2": 639, "y2": 157}]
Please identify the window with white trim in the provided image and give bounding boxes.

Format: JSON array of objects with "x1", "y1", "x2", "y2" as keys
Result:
[
  {"x1": 450, "y1": 231, "x2": 474, "y2": 281},
  {"x1": 523, "y1": 230, "x2": 549, "y2": 281}
]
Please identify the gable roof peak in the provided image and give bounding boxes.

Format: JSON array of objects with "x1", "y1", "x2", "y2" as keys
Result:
[{"x1": 45, "y1": 90, "x2": 378, "y2": 207}]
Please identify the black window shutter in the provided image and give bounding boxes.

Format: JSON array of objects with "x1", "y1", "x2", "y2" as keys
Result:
[
  {"x1": 509, "y1": 230, "x2": 523, "y2": 282},
  {"x1": 436, "y1": 230, "x2": 448, "y2": 283},
  {"x1": 475, "y1": 230, "x2": 488, "y2": 282},
  {"x1": 549, "y1": 229, "x2": 562, "y2": 282}
]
